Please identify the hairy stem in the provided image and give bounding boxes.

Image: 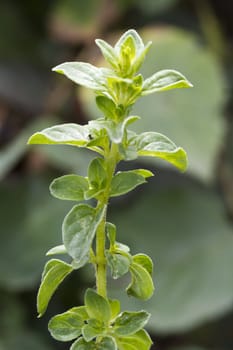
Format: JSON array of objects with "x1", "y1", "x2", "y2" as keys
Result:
[{"x1": 95, "y1": 142, "x2": 119, "y2": 297}]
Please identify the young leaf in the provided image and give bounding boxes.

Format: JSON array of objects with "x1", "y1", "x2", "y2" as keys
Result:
[
  {"x1": 106, "y1": 222, "x2": 116, "y2": 248},
  {"x1": 106, "y1": 252, "x2": 131, "y2": 279},
  {"x1": 116, "y1": 329, "x2": 153, "y2": 350},
  {"x1": 85, "y1": 289, "x2": 111, "y2": 324},
  {"x1": 95, "y1": 39, "x2": 118, "y2": 70},
  {"x1": 142, "y1": 69, "x2": 193, "y2": 94},
  {"x1": 62, "y1": 204, "x2": 105, "y2": 262},
  {"x1": 134, "y1": 131, "x2": 188, "y2": 172},
  {"x1": 90, "y1": 116, "x2": 140, "y2": 144},
  {"x1": 46, "y1": 244, "x2": 67, "y2": 256},
  {"x1": 115, "y1": 29, "x2": 144, "y2": 55},
  {"x1": 52, "y1": 62, "x2": 111, "y2": 91},
  {"x1": 70, "y1": 337, "x2": 95, "y2": 350},
  {"x1": 113, "y1": 310, "x2": 150, "y2": 336},
  {"x1": 87, "y1": 157, "x2": 107, "y2": 198},
  {"x1": 48, "y1": 308, "x2": 85, "y2": 341},
  {"x1": 109, "y1": 299, "x2": 121, "y2": 320},
  {"x1": 127, "y1": 262, "x2": 154, "y2": 300},
  {"x1": 132, "y1": 254, "x2": 153, "y2": 275},
  {"x1": 82, "y1": 323, "x2": 103, "y2": 342},
  {"x1": 50, "y1": 174, "x2": 89, "y2": 201},
  {"x1": 96, "y1": 96, "x2": 117, "y2": 119},
  {"x1": 37, "y1": 259, "x2": 73, "y2": 317},
  {"x1": 110, "y1": 170, "x2": 148, "y2": 197},
  {"x1": 115, "y1": 242, "x2": 130, "y2": 254}
]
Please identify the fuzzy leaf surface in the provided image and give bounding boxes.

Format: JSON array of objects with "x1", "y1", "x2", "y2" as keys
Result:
[
  {"x1": 28, "y1": 123, "x2": 90, "y2": 147},
  {"x1": 106, "y1": 252, "x2": 131, "y2": 279},
  {"x1": 85, "y1": 289, "x2": 111, "y2": 324},
  {"x1": 116, "y1": 329, "x2": 153, "y2": 350},
  {"x1": 114, "y1": 311, "x2": 150, "y2": 336},
  {"x1": 48, "y1": 308, "x2": 86, "y2": 341},
  {"x1": 50, "y1": 175, "x2": 89, "y2": 201},
  {"x1": 95, "y1": 39, "x2": 118, "y2": 69},
  {"x1": 86, "y1": 157, "x2": 107, "y2": 198},
  {"x1": 110, "y1": 170, "x2": 148, "y2": 197},
  {"x1": 90, "y1": 116, "x2": 140, "y2": 144},
  {"x1": 133, "y1": 132, "x2": 187, "y2": 171},
  {"x1": 127, "y1": 262, "x2": 154, "y2": 300},
  {"x1": 46, "y1": 244, "x2": 67, "y2": 256},
  {"x1": 142, "y1": 69, "x2": 192, "y2": 94},
  {"x1": 37, "y1": 259, "x2": 73, "y2": 317},
  {"x1": 52, "y1": 62, "x2": 110, "y2": 91},
  {"x1": 62, "y1": 204, "x2": 105, "y2": 262},
  {"x1": 82, "y1": 323, "x2": 103, "y2": 342}
]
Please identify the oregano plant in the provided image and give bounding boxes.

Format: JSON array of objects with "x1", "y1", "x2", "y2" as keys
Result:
[{"x1": 28, "y1": 29, "x2": 192, "y2": 350}]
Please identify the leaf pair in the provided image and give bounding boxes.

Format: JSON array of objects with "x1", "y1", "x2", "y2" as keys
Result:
[
  {"x1": 48, "y1": 289, "x2": 152, "y2": 350},
  {"x1": 37, "y1": 205, "x2": 105, "y2": 317},
  {"x1": 28, "y1": 122, "x2": 188, "y2": 172}
]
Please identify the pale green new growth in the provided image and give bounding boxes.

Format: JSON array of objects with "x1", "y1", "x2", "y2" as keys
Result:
[{"x1": 28, "y1": 29, "x2": 191, "y2": 350}]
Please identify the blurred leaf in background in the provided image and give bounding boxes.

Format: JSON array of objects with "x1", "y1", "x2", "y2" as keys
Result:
[{"x1": 109, "y1": 177, "x2": 233, "y2": 333}]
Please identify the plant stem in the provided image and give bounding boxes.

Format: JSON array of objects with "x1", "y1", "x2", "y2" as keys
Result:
[{"x1": 95, "y1": 142, "x2": 119, "y2": 298}]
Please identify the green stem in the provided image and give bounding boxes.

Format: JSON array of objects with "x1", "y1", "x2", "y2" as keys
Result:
[{"x1": 95, "y1": 142, "x2": 119, "y2": 298}]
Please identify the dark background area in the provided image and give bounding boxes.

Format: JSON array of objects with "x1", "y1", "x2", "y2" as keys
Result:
[{"x1": 0, "y1": 1, "x2": 233, "y2": 350}]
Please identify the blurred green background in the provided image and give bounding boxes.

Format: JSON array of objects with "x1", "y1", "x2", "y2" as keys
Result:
[{"x1": 0, "y1": 0, "x2": 232, "y2": 349}]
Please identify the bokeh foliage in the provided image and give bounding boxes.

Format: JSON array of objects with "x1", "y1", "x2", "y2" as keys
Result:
[{"x1": 0, "y1": 0, "x2": 233, "y2": 349}]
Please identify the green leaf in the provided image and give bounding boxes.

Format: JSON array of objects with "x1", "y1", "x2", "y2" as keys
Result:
[
  {"x1": 48, "y1": 308, "x2": 86, "y2": 341},
  {"x1": 62, "y1": 204, "x2": 105, "y2": 262},
  {"x1": 127, "y1": 262, "x2": 154, "y2": 300},
  {"x1": 106, "y1": 252, "x2": 131, "y2": 279},
  {"x1": 142, "y1": 69, "x2": 192, "y2": 95},
  {"x1": 50, "y1": 175, "x2": 89, "y2": 201},
  {"x1": 82, "y1": 322, "x2": 103, "y2": 342},
  {"x1": 85, "y1": 289, "x2": 111, "y2": 324},
  {"x1": 72, "y1": 254, "x2": 90, "y2": 270},
  {"x1": 132, "y1": 169, "x2": 154, "y2": 178},
  {"x1": 46, "y1": 244, "x2": 67, "y2": 256},
  {"x1": 116, "y1": 329, "x2": 153, "y2": 350},
  {"x1": 115, "y1": 29, "x2": 144, "y2": 56},
  {"x1": 114, "y1": 311, "x2": 150, "y2": 336},
  {"x1": 95, "y1": 39, "x2": 118, "y2": 70},
  {"x1": 37, "y1": 259, "x2": 73, "y2": 317},
  {"x1": 52, "y1": 62, "x2": 110, "y2": 91},
  {"x1": 133, "y1": 132, "x2": 187, "y2": 172},
  {"x1": 70, "y1": 337, "x2": 95, "y2": 350},
  {"x1": 90, "y1": 116, "x2": 140, "y2": 144},
  {"x1": 109, "y1": 299, "x2": 121, "y2": 320},
  {"x1": 87, "y1": 157, "x2": 107, "y2": 197},
  {"x1": 132, "y1": 254, "x2": 153, "y2": 275},
  {"x1": 28, "y1": 123, "x2": 90, "y2": 147},
  {"x1": 110, "y1": 170, "x2": 148, "y2": 197},
  {"x1": 98, "y1": 336, "x2": 117, "y2": 350},
  {"x1": 95, "y1": 96, "x2": 117, "y2": 119},
  {"x1": 115, "y1": 242, "x2": 130, "y2": 254},
  {"x1": 106, "y1": 222, "x2": 116, "y2": 247}
]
